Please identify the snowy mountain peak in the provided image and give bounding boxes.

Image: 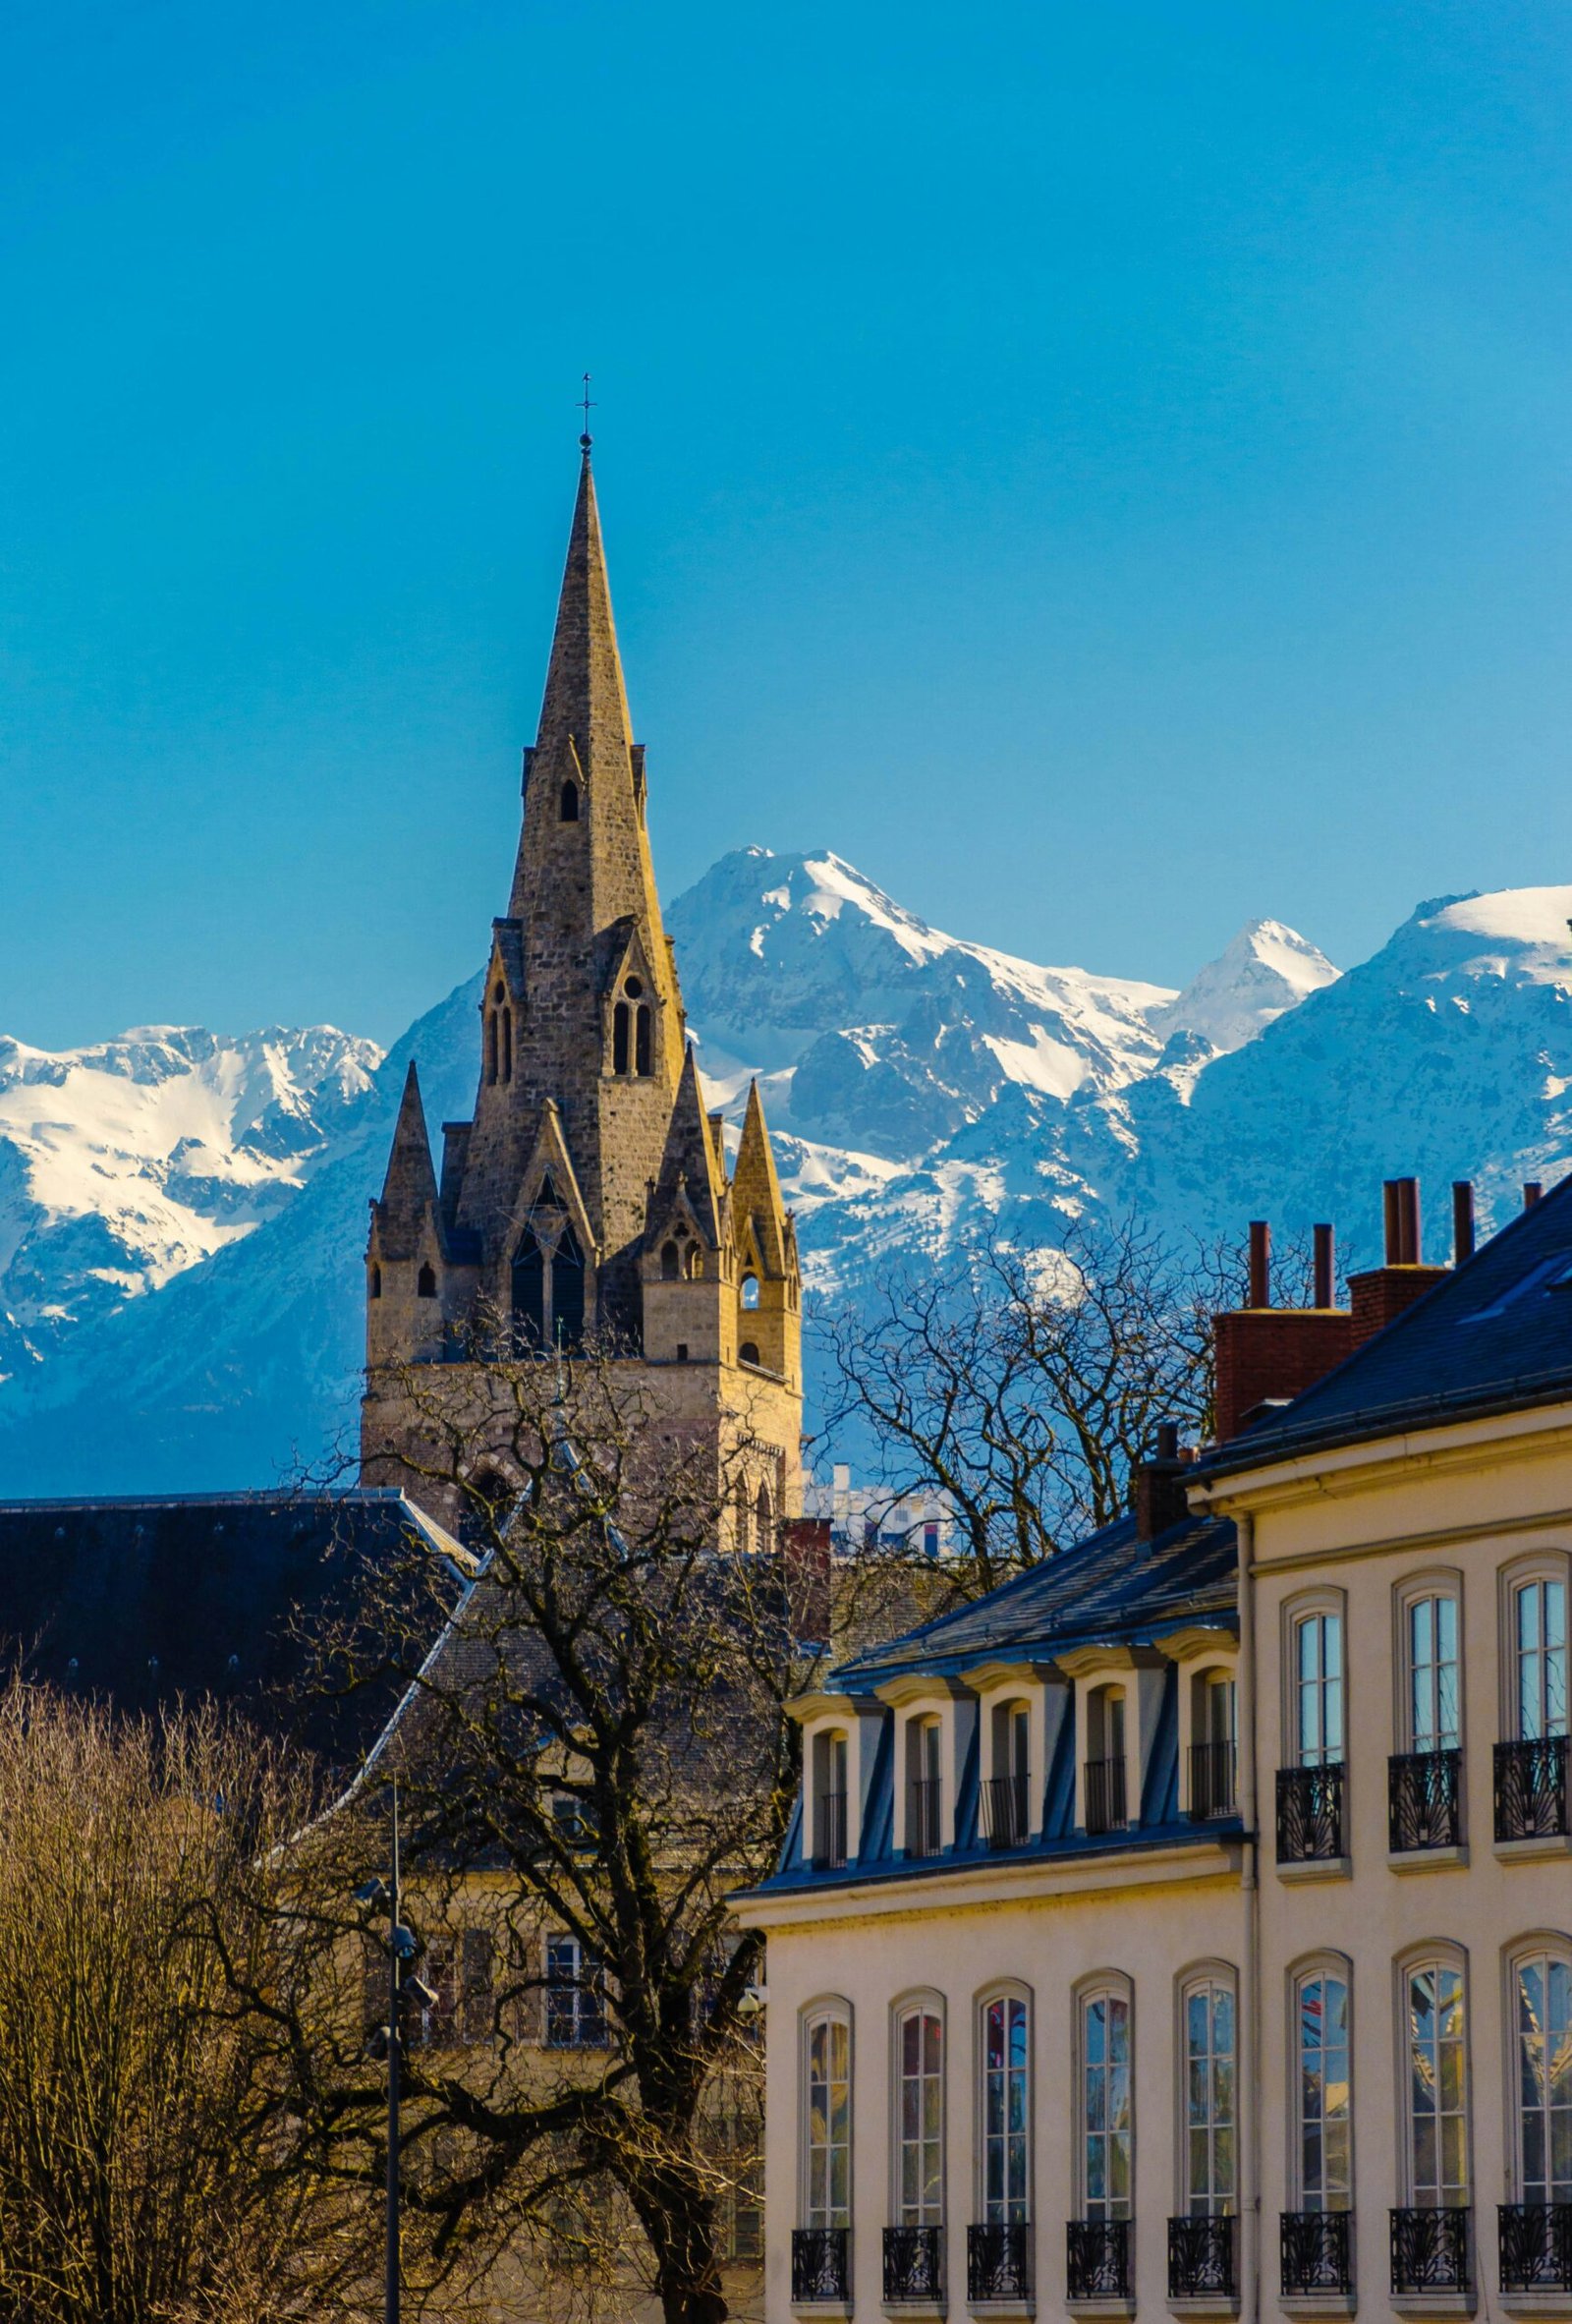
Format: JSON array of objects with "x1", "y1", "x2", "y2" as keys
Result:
[
  {"x1": 1417, "y1": 886, "x2": 1572, "y2": 988},
  {"x1": 1151, "y1": 918, "x2": 1339, "y2": 1054}
]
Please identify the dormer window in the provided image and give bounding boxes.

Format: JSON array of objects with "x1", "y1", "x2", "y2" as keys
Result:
[
  {"x1": 905, "y1": 1716, "x2": 942, "y2": 1859},
  {"x1": 982, "y1": 1699, "x2": 1031, "y2": 1847},
  {"x1": 1190, "y1": 1672, "x2": 1238, "y2": 1820},
  {"x1": 1084, "y1": 1685, "x2": 1128, "y2": 1834},
  {"x1": 811, "y1": 1730, "x2": 849, "y2": 1870}
]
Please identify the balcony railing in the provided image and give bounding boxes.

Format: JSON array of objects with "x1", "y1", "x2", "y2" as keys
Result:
[
  {"x1": 1280, "y1": 2210, "x2": 1353, "y2": 2296},
  {"x1": 981, "y1": 1772, "x2": 1030, "y2": 1850},
  {"x1": 883, "y1": 2225, "x2": 944, "y2": 2302},
  {"x1": 1168, "y1": 2215, "x2": 1236, "y2": 2301},
  {"x1": 1187, "y1": 1740, "x2": 1238, "y2": 1821},
  {"x1": 813, "y1": 1790, "x2": 848, "y2": 1872},
  {"x1": 1066, "y1": 2219, "x2": 1132, "y2": 2301},
  {"x1": 1388, "y1": 1748, "x2": 1462, "y2": 1852},
  {"x1": 967, "y1": 2223, "x2": 1031, "y2": 2303},
  {"x1": 906, "y1": 1778, "x2": 942, "y2": 1859},
  {"x1": 1499, "y1": 2203, "x2": 1572, "y2": 2293},
  {"x1": 793, "y1": 2227, "x2": 851, "y2": 2303},
  {"x1": 1084, "y1": 1755, "x2": 1129, "y2": 1837},
  {"x1": 1495, "y1": 1735, "x2": 1569, "y2": 1842},
  {"x1": 1276, "y1": 1763, "x2": 1345, "y2": 1862},
  {"x1": 1390, "y1": 2206, "x2": 1471, "y2": 2296}
]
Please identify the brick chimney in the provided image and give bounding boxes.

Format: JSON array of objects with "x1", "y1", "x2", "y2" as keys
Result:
[
  {"x1": 1347, "y1": 1177, "x2": 1449, "y2": 1348},
  {"x1": 1213, "y1": 1219, "x2": 1355, "y2": 1443},
  {"x1": 1132, "y1": 1421, "x2": 1195, "y2": 1540}
]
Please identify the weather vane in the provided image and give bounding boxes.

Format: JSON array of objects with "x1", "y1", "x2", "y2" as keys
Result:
[{"x1": 578, "y1": 371, "x2": 596, "y2": 451}]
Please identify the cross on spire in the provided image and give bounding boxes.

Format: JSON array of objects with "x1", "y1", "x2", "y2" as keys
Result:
[{"x1": 578, "y1": 371, "x2": 596, "y2": 453}]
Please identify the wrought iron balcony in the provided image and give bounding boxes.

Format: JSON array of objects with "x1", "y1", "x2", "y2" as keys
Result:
[
  {"x1": 883, "y1": 2225, "x2": 944, "y2": 2303},
  {"x1": 1187, "y1": 1740, "x2": 1238, "y2": 1821},
  {"x1": 793, "y1": 2227, "x2": 851, "y2": 2303},
  {"x1": 1168, "y1": 2215, "x2": 1236, "y2": 2301},
  {"x1": 1084, "y1": 1755, "x2": 1129, "y2": 1836},
  {"x1": 1499, "y1": 2203, "x2": 1572, "y2": 2293},
  {"x1": 813, "y1": 1789, "x2": 848, "y2": 1871},
  {"x1": 981, "y1": 1773, "x2": 1029, "y2": 1849},
  {"x1": 1275, "y1": 1763, "x2": 1345, "y2": 1862},
  {"x1": 1494, "y1": 1735, "x2": 1569, "y2": 1842},
  {"x1": 1066, "y1": 2219, "x2": 1132, "y2": 2301},
  {"x1": 1387, "y1": 1749, "x2": 1462, "y2": 1852},
  {"x1": 906, "y1": 1778, "x2": 942, "y2": 1859},
  {"x1": 1390, "y1": 2206, "x2": 1471, "y2": 2296},
  {"x1": 1280, "y1": 2210, "x2": 1353, "y2": 2296},
  {"x1": 967, "y1": 2222, "x2": 1031, "y2": 2302}
]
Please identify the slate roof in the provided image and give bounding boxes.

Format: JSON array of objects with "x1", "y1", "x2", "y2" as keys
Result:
[
  {"x1": 1204, "y1": 1168, "x2": 1572, "y2": 1478},
  {"x1": 0, "y1": 1489, "x2": 469, "y2": 1779}
]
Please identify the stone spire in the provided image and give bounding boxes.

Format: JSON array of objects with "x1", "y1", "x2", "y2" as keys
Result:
[
  {"x1": 730, "y1": 1077, "x2": 790, "y2": 1273},
  {"x1": 650, "y1": 1045, "x2": 725, "y2": 1243},
  {"x1": 373, "y1": 1062, "x2": 439, "y2": 1258}
]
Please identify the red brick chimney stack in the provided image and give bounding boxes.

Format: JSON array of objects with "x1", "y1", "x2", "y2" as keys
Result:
[
  {"x1": 1132, "y1": 1420, "x2": 1193, "y2": 1540},
  {"x1": 1313, "y1": 1222, "x2": 1335, "y2": 1309},
  {"x1": 1525, "y1": 1182, "x2": 1544, "y2": 1210},
  {"x1": 1248, "y1": 1220, "x2": 1270, "y2": 1308},
  {"x1": 1213, "y1": 1219, "x2": 1356, "y2": 1443},
  {"x1": 1348, "y1": 1177, "x2": 1450, "y2": 1348},
  {"x1": 1452, "y1": 1181, "x2": 1476, "y2": 1266}
]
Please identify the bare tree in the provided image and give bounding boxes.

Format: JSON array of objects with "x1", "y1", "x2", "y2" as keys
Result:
[
  {"x1": 0, "y1": 1681, "x2": 351, "y2": 2324},
  {"x1": 269, "y1": 1339, "x2": 808, "y2": 2324},
  {"x1": 817, "y1": 1219, "x2": 1253, "y2": 1600}
]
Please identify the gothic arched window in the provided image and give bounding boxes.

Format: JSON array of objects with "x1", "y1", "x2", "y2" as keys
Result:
[
  {"x1": 685, "y1": 1246, "x2": 703, "y2": 1279},
  {"x1": 486, "y1": 1014, "x2": 498, "y2": 1085},
  {"x1": 417, "y1": 1263, "x2": 437, "y2": 1299},
  {"x1": 368, "y1": 1263, "x2": 382, "y2": 1300},
  {"x1": 501, "y1": 1008, "x2": 512, "y2": 1083},
  {"x1": 613, "y1": 1002, "x2": 630, "y2": 1076},
  {"x1": 661, "y1": 1240, "x2": 680, "y2": 1281},
  {"x1": 635, "y1": 1004, "x2": 652, "y2": 1077},
  {"x1": 512, "y1": 1232, "x2": 546, "y2": 1346},
  {"x1": 741, "y1": 1273, "x2": 760, "y2": 1311},
  {"x1": 560, "y1": 779, "x2": 579, "y2": 822},
  {"x1": 553, "y1": 1224, "x2": 586, "y2": 1351},
  {"x1": 739, "y1": 1340, "x2": 759, "y2": 1367}
]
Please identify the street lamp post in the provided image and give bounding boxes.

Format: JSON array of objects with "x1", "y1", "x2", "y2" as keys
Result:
[{"x1": 355, "y1": 1781, "x2": 435, "y2": 2324}]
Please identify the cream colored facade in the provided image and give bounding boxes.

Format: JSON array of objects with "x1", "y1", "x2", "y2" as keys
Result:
[{"x1": 737, "y1": 1194, "x2": 1572, "y2": 2324}]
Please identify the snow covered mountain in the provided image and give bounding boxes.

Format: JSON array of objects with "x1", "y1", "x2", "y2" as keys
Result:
[
  {"x1": 0, "y1": 1026, "x2": 379, "y2": 1390},
  {"x1": 0, "y1": 852, "x2": 1567, "y2": 1497}
]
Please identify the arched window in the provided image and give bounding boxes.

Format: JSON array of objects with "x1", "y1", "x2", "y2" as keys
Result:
[
  {"x1": 802, "y1": 2009, "x2": 851, "y2": 2232},
  {"x1": 981, "y1": 1990, "x2": 1031, "y2": 2224},
  {"x1": 1291, "y1": 1604, "x2": 1345, "y2": 1768},
  {"x1": 1084, "y1": 1685, "x2": 1128, "y2": 1834},
  {"x1": 741, "y1": 1273, "x2": 760, "y2": 1311},
  {"x1": 739, "y1": 1340, "x2": 760, "y2": 1367},
  {"x1": 417, "y1": 1263, "x2": 437, "y2": 1299},
  {"x1": 894, "y1": 2003, "x2": 943, "y2": 2228},
  {"x1": 735, "y1": 1480, "x2": 751, "y2": 1556},
  {"x1": 1508, "y1": 1941, "x2": 1572, "y2": 2214},
  {"x1": 486, "y1": 1013, "x2": 498, "y2": 1084},
  {"x1": 1291, "y1": 1958, "x2": 1351, "y2": 2214},
  {"x1": 501, "y1": 1008, "x2": 512, "y2": 1082},
  {"x1": 904, "y1": 1715, "x2": 942, "y2": 1859},
  {"x1": 635, "y1": 1004, "x2": 652, "y2": 1076},
  {"x1": 552, "y1": 1224, "x2": 585, "y2": 1351},
  {"x1": 685, "y1": 1246, "x2": 703, "y2": 1279},
  {"x1": 1512, "y1": 1574, "x2": 1568, "y2": 1741},
  {"x1": 1403, "y1": 1585, "x2": 1461, "y2": 1753},
  {"x1": 613, "y1": 1002, "x2": 630, "y2": 1076},
  {"x1": 985, "y1": 1699, "x2": 1031, "y2": 1847},
  {"x1": 660, "y1": 1240, "x2": 680, "y2": 1280},
  {"x1": 511, "y1": 1230, "x2": 546, "y2": 1345},
  {"x1": 756, "y1": 1479, "x2": 773, "y2": 1547},
  {"x1": 1400, "y1": 1951, "x2": 1469, "y2": 2214},
  {"x1": 560, "y1": 778, "x2": 579, "y2": 822},
  {"x1": 368, "y1": 1263, "x2": 382, "y2": 1300},
  {"x1": 1077, "y1": 1978, "x2": 1132, "y2": 2224},
  {"x1": 1179, "y1": 1969, "x2": 1236, "y2": 2217}
]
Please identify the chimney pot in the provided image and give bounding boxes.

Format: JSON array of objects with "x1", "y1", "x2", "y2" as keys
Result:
[
  {"x1": 1313, "y1": 1222, "x2": 1335, "y2": 1309},
  {"x1": 1525, "y1": 1182, "x2": 1544, "y2": 1209},
  {"x1": 1248, "y1": 1219, "x2": 1271, "y2": 1308},
  {"x1": 1155, "y1": 1421, "x2": 1179, "y2": 1461},
  {"x1": 1452, "y1": 1180, "x2": 1475, "y2": 1264},
  {"x1": 1384, "y1": 1176, "x2": 1422, "y2": 1266}
]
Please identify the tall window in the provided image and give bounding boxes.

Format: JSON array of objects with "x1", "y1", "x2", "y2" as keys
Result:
[
  {"x1": 544, "y1": 1934, "x2": 605, "y2": 2049},
  {"x1": 1408, "y1": 1593, "x2": 1460, "y2": 1751},
  {"x1": 812, "y1": 1730, "x2": 848, "y2": 1869},
  {"x1": 805, "y1": 2013, "x2": 851, "y2": 2229},
  {"x1": 982, "y1": 1994, "x2": 1030, "y2": 2224},
  {"x1": 1182, "y1": 1977, "x2": 1236, "y2": 2216},
  {"x1": 1295, "y1": 1968, "x2": 1351, "y2": 2211},
  {"x1": 906, "y1": 1716, "x2": 941, "y2": 1857},
  {"x1": 1295, "y1": 1612, "x2": 1344, "y2": 1767},
  {"x1": 1085, "y1": 1686, "x2": 1128, "y2": 1833},
  {"x1": 1404, "y1": 1961, "x2": 1467, "y2": 2209},
  {"x1": 1191, "y1": 1672, "x2": 1237, "y2": 1817},
  {"x1": 896, "y1": 2008, "x2": 943, "y2": 2227},
  {"x1": 1512, "y1": 1949, "x2": 1572, "y2": 2206},
  {"x1": 1080, "y1": 1984, "x2": 1132, "y2": 2223},
  {"x1": 1516, "y1": 1578, "x2": 1569, "y2": 1740}
]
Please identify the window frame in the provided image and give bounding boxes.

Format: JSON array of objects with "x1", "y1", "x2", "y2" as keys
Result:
[
  {"x1": 800, "y1": 1998, "x2": 854, "y2": 2232},
  {"x1": 1394, "y1": 1940, "x2": 1472, "y2": 2212},
  {"x1": 1286, "y1": 1950, "x2": 1354, "y2": 2214},
  {"x1": 890, "y1": 1989, "x2": 946, "y2": 2230},
  {"x1": 1280, "y1": 1587, "x2": 1348, "y2": 1772},
  {"x1": 1074, "y1": 1969, "x2": 1135, "y2": 2226},
  {"x1": 543, "y1": 1931, "x2": 606, "y2": 2051},
  {"x1": 1391, "y1": 1567, "x2": 1465, "y2": 1757},
  {"x1": 1174, "y1": 1959, "x2": 1238, "y2": 2220},
  {"x1": 976, "y1": 1980, "x2": 1034, "y2": 2228},
  {"x1": 1499, "y1": 1552, "x2": 1572, "y2": 1745},
  {"x1": 1502, "y1": 1931, "x2": 1572, "y2": 2208}
]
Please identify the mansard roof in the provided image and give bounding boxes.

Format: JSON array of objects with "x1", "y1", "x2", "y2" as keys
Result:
[{"x1": 1203, "y1": 1168, "x2": 1572, "y2": 1478}]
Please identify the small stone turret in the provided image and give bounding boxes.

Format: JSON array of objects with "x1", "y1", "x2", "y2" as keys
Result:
[
  {"x1": 729, "y1": 1078, "x2": 801, "y2": 1389},
  {"x1": 366, "y1": 1063, "x2": 446, "y2": 1364}
]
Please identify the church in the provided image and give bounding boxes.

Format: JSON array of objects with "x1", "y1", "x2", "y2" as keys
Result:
[{"x1": 360, "y1": 439, "x2": 805, "y2": 1543}]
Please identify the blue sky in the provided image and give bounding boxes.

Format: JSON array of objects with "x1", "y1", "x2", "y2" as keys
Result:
[{"x1": 3, "y1": 1, "x2": 1569, "y2": 1049}]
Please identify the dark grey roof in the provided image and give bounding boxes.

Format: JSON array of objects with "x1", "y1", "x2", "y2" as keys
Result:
[
  {"x1": 836, "y1": 1506, "x2": 1237, "y2": 1688},
  {"x1": 0, "y1": 1489, "x2": 466, "y2": 1777},
  {"x1": 1204, "y1": 1170, "x2": 1572, "y2": 1478}
]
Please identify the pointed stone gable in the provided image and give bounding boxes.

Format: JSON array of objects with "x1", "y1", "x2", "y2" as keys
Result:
[
  {"x1": 650, "y1": 1046, "x2": 724, "y2": 1245},
  {"x1": 730, "y1": 1078, "x2": 790, "y2": 1275},
  {"x1": 373, "y1": 1063, "x2": 439, "y2": 1259}
]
